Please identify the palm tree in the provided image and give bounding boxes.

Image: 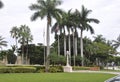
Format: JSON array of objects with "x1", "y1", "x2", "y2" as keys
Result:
[
  {"x1": 51, "y1": 23, "x2": 60, "y2": 55},
  {"x1": 63, "y1": 10, "x2": 74, "y2": 65},
  {"x1": 76, "y1": 5, "x2": 99, "y2": 66},
  {"x1": 0, "y1": 1, "x2": 3, "y2": 9},
  {"x1": 51, "y1": 12, "x2": 67, "y2": 57},
  {"x1": 18, "y1": 25, "x2": 33, "y2": 64},
  {"x1": 29, "y1": 0, "x2": 63, "y2": 72},
  {"x1": 93, "y1": 35, "x2": 106, "y2": 43},
  {"x1": 0, "y1": 36, "x2": 7, "y2": 49},
  {"x1": 10, "y1": 26, "x2": 19, "y2": 54},
  {"x1": 0, "y1": 36, "x2": 7, "y2": 64},
  {"x1": 113, "y1": 35, "x2": 120, "y2": 49}
]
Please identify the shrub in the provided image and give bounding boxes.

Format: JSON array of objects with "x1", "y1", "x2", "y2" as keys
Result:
[
  {"x1": 34, "y1": 66, "x2": 45, "y2": 73},
  {"x1": 0, "y1": 67, "x2": 36, "y2": 73},
  {"x1": 12, "y1": 67, "x2": 36, "y2": 73},
  {"x1": 73, "y1": 66, "x2": 90, "y2": 70},
  {"x1": 49, "y1": 66, "x2": 63, "y2": 73},
  {"x1": 0, "y1": 67, "x2": 12, "y2": 73}
]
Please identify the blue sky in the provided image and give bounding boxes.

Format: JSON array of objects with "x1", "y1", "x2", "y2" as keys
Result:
[{"x1": 0, "y1": 0, "x2": 120, "y2": 51}]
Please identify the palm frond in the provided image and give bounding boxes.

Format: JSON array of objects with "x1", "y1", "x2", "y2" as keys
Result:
[
  {"x1": 87, "y1": 18, "x2": 100, "y2": 24},
  {"x1": 0, "y1": 1, "x2": 3, "y2": 8},
  {"x1": 31, "y1": 11, "x2": 41, "y2": 21}
]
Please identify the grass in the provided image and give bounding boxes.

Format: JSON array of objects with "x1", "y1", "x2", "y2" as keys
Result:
[{"x1": 0, "y1": 73, "x2": 116, "y2": 82}]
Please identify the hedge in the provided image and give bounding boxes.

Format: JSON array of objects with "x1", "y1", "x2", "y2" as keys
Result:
[
  {"x1": 73, "y1": 66, "x2": 100, "y2": 71},
  {"x1": 0, "y1": 67, "x2": 36, "y2": 73},
  {"x1": 0, "y1": 65, "x2": 63, "y2": 73}
]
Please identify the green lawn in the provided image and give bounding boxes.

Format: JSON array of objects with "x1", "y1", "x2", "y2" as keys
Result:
[{"x1": 0, "y1": 73, "x2": 116, "y2": 82}]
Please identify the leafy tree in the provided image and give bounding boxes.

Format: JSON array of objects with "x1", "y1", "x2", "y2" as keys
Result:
[
  {"x1": 29, "y1": 0, "x2": 63, "y2": 72},
  {"x1": 91, "y1": 35, "x2": 116, "y2": 66}
]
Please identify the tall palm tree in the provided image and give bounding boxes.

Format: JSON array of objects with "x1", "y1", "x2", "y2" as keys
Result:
[
  {"x1": 51, "y1": 12, "x2": 67, "y2": 57},
  {"x1": 29, "y1": 0, "x2": 63, "y2": 72},
  {"x1": 76, "y1": 5, "x2": 99, "y2": 66},
  {"x1": 113, "y1": 35, "x2": 120, "y2": 49},
  {"x1": 0, "y1": 36, "x2": 7, "y2": 49},
  {"x1": 51, "y1": 23, "x2": 60, "y2": 55},
  {"x1": 0, "y1": 1, "x2": 3, "y2": 9},
  {"x1": 10, "y1": 26, "x2": 19, "y2": 54},
  {"x1": 18, "y1": 25, "x2": 33, "y2": 64},
  {"x1": 63, "y1": 10, "x2": 74, "y2": 65}
]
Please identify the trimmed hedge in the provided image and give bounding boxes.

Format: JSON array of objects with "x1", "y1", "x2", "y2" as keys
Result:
[
  {"x1": 0, "y1": 65, "x2": 63, "y2": 73},
  {"x1": 34, "y1": 66, "x2": 63, "y2": 73},
  {"x1": 0, "y1": 67, "x2": 36, "y2": 73},
  {"x1": 73, "y1": 66, "x2": 100, "y2": 71},
  {"x1": 73, "y1": 66, "x2": 90, "y2": 70}
]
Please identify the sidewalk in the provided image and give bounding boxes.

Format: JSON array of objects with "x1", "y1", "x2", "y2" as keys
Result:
[{"x1": 72, "y1": 70, "x2": 120, "y2": 75}]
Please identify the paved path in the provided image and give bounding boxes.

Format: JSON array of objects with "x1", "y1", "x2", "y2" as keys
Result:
[
  {"x1": 72, "y1": 70, "x2": 120, "y2": 82},
  {"x1": 72, "y1": 70, "x2": 120, "y2": 74}
]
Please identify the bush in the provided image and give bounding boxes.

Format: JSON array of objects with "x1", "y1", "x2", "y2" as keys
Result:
[
  {"x1": 34, "y1": 66, "x2": 45, "y2": 73},
  {"x1": 73, "y1": 66, "x2": 90, "y2": 70},
  {"x1": 0, "y1": 67, "x2": 12, "y2": 73},
  {"x1": 0, "y1": 65, "x2": 63, "y2": 73},
  {"x1": 12, "y1": 67, "x2": 36, "y2": 73},
  {"x1": 49, "y1": 66, "x2": 63, "y2": 73},
  {"x1": 0, "y1": 67, "x2": 36, "y2": 73}
]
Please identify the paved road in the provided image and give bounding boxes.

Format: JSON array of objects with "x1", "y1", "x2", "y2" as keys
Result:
[{"x1": 105, "y1": 75, "x2": 120, "y2": 82}]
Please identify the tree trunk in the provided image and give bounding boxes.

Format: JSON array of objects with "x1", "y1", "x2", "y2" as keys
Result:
[
  {"x1": 15, "y1": 38, "x2": 18, "y2": 64},
  {"x1": 68, "y1": 30, "x2": 71, "y2": 65},
  {"x1": 75, "y1": 36, "x2": 77, "y2": 56},
  {"x1": 64, "y1": 35, "x2": 66, "y2": 56},
  {"x1": 80, "y1": 30, "x2": 84, "y2": 66},
  {"x1": 22, "y1": 39, "x2": 25, "y2": 64},
  {"x1": 26, "y1": 44, "x2": 28, "y2": 64},
  {"x1": 73, "y1": 31, "x2": 75, "y2": 68},
  {"x1": 58, "y1": 34, "x2": 60, "y2": 55},
  {"x1": 44, "y1": 45, "x2": 46, "y2": 65},
  {"x1": 45, "y1": 20, "x2": 50, "y2": 72}
]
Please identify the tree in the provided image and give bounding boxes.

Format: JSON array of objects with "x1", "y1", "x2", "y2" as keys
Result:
[
  {"x1": 0, "y1": 36, "x2": 7, "y2": 49},
  {"x1": 29, "y1": 0, "x2": 63, "y2": 72},
  {"x1": 0, "y1": 1, "x2": 3, "y2": 9},
  {"x1": 61, "y1": 10, "x2": 74, "y2": 65},
  {"x1": 113, "y1": 35, "x2": 120, "y2": 49},
  {"x1": 18, "y1": 25, "x2": 33, "y2": 64},
  {"x1": 52, "y1": 11, "x2": 68, "y2": 56},
  {"x1": 76, "y1": 5, "x2": 99, "y2": 66},
  {"x1": 10, "y1": 26, "x2": 19, "y2": 54}
]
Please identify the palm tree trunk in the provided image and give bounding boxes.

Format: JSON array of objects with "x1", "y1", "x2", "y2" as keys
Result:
[
  {"x1": 75, "y1": 36, "x2": 77, "y2": 56},
  {"x1": 68, "y1": 30, "x2": 71, "y2": 65},
  {"x1": 58, "y1": 34, "x2": 60, "y2": 55},
  {"x1": 22, "y1": 38, "x2": 25, "y2": 64},
  {"x1": 45, "y1": 20, "x2": 50, "y2": 72},
  {"x1": 73, "y1": 31, "x2": 75, "y2": 68},
  {"x1": 26, "y1": 42, "x2": 28, "y2": 65},
  {"x1": 64, "y1": 34, "x2": 66, "y2": 56},
  {"x1": 80, "y1": 30, "x2": 84, "y2": 66},
  {"x1": 15, "y1": 38, "x2": 18, "y2": 64}
]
